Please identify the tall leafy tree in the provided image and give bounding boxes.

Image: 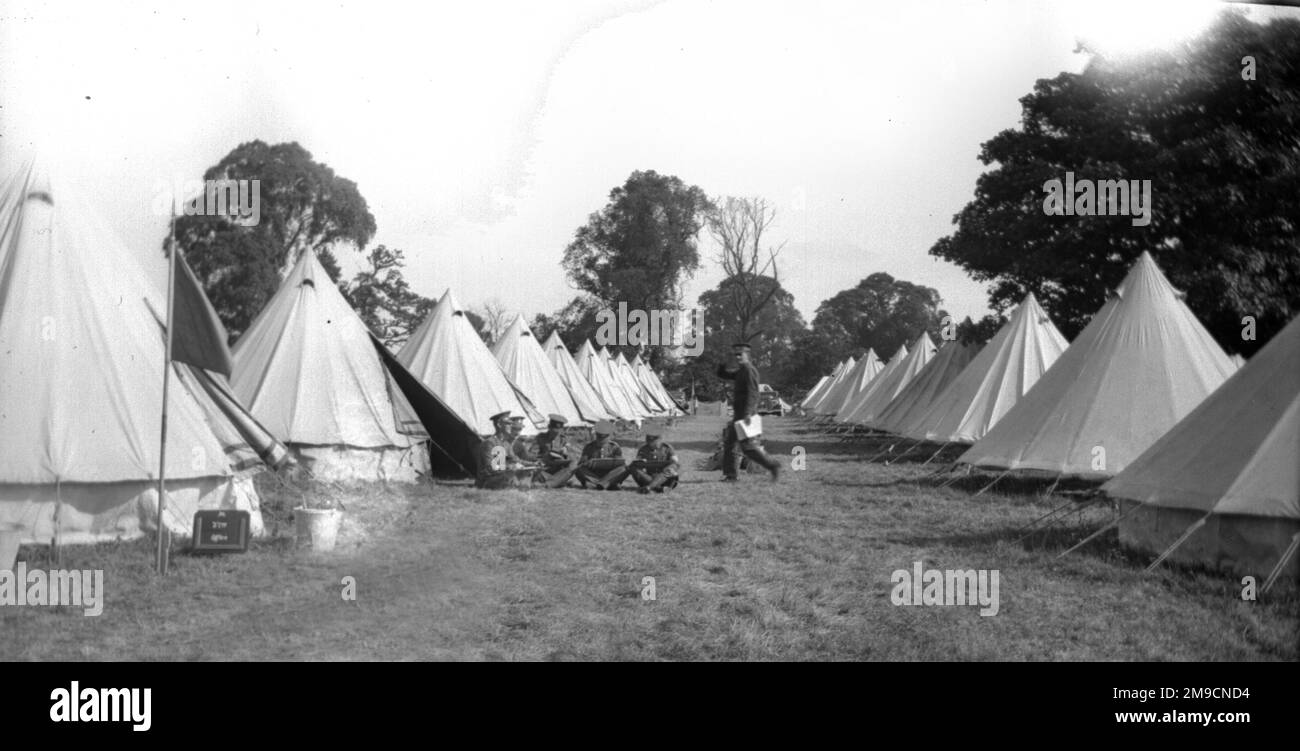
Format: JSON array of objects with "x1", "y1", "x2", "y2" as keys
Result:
[
  {"x1": 784, "y1": 328, "x2": 844, "y2": 392},
  {"x1": 931, "y1": 11, "x2": 1300, "y2": 353},
  {"x1": 174, "y1": 140, "x2": 377, "y2": 339},
  {"x1": 531, "y1": 295, "x2": 609, "y2": 350},
  {"x1": 673, "y1": 347, "x2": 726, "y2": 402},
  {"x1": 562, "y1": 170, "x2": 712, "y2": 368},
  {"x1": 694, "y1": 275, "x2": 806, "y2": 392},
  {"x1": 342, "y1": 245, "x2": 435, "y2": 348},
  {"x1": 956, "y1": 314, "x2": 1003, "y2": 347},
  {"x1": 810, "y1": 273, "x2": 946, "y2": 360}
]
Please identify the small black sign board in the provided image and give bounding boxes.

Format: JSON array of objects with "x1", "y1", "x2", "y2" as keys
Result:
[{"x1": 190, "y1": 510, "x2": 250, "y2": 553}]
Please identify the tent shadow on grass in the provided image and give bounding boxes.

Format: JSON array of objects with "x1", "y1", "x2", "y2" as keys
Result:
[
  {"x1": 915, "y1": 471, "x2": 1105, "y2": 498},
  {"x1": 886, "y1": 516, "x2": 1119, "y2": 556},
  {"x1": 784, "y1": 439, "x2": 896, "y2": 458},
  {"x1": 817, "y1": 477, "x2": 922, "y2": 489}
]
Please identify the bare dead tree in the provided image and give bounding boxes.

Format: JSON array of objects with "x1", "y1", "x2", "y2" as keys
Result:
[
  {"x1": 476, "y1": 297, "x2": 511, "y2": 345},
  {"x1": 706, "y1": 196, "x2": 785, "y2": 343}
]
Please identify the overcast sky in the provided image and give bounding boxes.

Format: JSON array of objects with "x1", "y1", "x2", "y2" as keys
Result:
[{"x1": 2, "y1": 0, "x2": 1290, "y2": 327}]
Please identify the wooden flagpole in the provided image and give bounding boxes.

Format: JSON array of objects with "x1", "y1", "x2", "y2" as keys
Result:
[{"x1": 156, "y1": 209, "x2": 178, "y2": 575}]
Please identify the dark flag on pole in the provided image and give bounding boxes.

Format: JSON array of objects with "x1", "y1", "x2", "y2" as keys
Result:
[
  {"x1": 169, "y1": 248, "x2": 233, "y2": 377},
  {"x1": 157, "y1": 225, "x2": 233, "y2": 575}
]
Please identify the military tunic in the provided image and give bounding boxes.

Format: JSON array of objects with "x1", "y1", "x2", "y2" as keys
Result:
[
  {"x1": 532, "y1": 429, "x2": 578, "y2": 488},
  {"x1": 475, "y1": 434, "x2": 525, "y2": 489},
  {"x1": 631, "y1": 440, "x2": 679, "y2": 491},
  {"x1": 575, "y1": 437, "x2": 629, "y2": 489},
  {"x1": 716, "y1": 361, "x2": 780, "y2": 479}
]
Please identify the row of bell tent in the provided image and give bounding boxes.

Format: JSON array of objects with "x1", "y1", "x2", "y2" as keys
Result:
[
  {"x1": 799, "y1": 252, "x2": 1297, "y2": 580},
  {"x1": 4, "y1": 160, "x2": 1291, "y2": 579},
  {"x1": 1, "y1": 162, "x2": 285, "y2": 545},
  {"x1": 0, "y1": 162, "x2": 682, "y2": 545},
  {"x1": 236, "y1": 253, "x2": 685, "y2": 478}
]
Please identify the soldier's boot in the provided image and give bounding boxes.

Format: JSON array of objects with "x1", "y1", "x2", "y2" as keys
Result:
[
  {"x1": 647, "y1": 472, "x2": 675, "y2": 494},
  {"x1": 742, "y1": 439, "x2": 781, "y2": 482}
]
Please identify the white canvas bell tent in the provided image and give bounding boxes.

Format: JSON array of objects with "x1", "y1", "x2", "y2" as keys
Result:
[
  {"x1": 597, "y1": 346, "x2": 652, "y2": 418},
  {"x1": 603, "y1": 345, "x2": 655, "y2": 415},
  {"x1": 958, "y1": 252, "x2": 1236, "y2": 478},
  {"x1": 802, "y1": 359, "x2": 852, "y2": 410},
  {"x1": 542, "y1": 331, "x2": 615, "y2": 423},
  {"x1": 628, "y1": 355, "x2": 665, "y2": 413},
  {"x1": 0, "y1": 161, "x2": 278, "y2": 544},
  {"x1": 632, "y1": 354, "x2": 684, "y2": 416},
  {"x1": 808, "y1": 356, "x2": 856, "y2": 414},
  {"x1": 869, "y1": 340, "x2": 979, "y2": 434},
  {"x1": 835, "y1": 348, "x2": 903, "y2": 421},
  {"x1": 1103, "y1": 314, "x2": 1300, "y2": 579},
  {"x1": 613, "y1": 351, "x2": 664, "y2": 415},
  {"x1": 819, "y1": 349, "x2": 883, "y2": 417},
  {"x1": 492, "y1": 315, "x2": 589, "y2": 426},
  {"x1": 397, "y1": 289, "x2": 545, "y2": 436},
  {"x1": 841, "y1": 335, "x2": 937, "y2": 424},
  {"x1": 898, "y1": 293, "x2": 1069, "y2": 445},
  {"x1": 231, "y1": 251, "x2": 431, "y2": 482},
  {"x1": 576, "y1": 340, "x2": 641, "y2": 421},
  {"x1": 837, "y1": 345, "x2": 909, "y2": 420},
  {"x1": 800, "y1": 375, "x2": 831, "y2": 409},
  {"x1": 834, "y1": 351, "x2": 897, "y2": 422}
]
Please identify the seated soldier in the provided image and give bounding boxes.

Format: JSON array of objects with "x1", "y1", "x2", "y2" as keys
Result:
[
  {"x1": 630, "y1": 426, "x2": 679, "y2": 494},
  {"x1": 531, "y1": 413, "x2": 579, "y2": 488},
  {"x1": 475, "y1": 411, "x2": 536, "y2": 489},
  {"x1": 508, "y1": 415, "x2": 532, "y2": 463},
  {"x1": 574, "y1": 421, "x2": 629, "y2": 490}
]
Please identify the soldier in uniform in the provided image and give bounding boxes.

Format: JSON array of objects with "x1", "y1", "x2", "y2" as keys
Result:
[
  {"x1": 531, "y1": 414, "x2": 579, "y2": 488},
  {"x1": 630, "y1": 426, "x2": 679, "y2": 494},
  {"x1": 716, "y1": 341, "x2": 781, "y2": 482},
  {"x1": 475, "y1": 411, "x2": 533, "y2": 489},
  {"x1": 574, "y1": 421, "x2": 630, "y2": 490},
  {"x1": 508, "y1": 415, "x2": 533, "y2": 463}
]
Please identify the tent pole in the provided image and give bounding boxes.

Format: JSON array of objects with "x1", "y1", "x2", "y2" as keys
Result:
[
  {"x1": 923, "y1": 460, "x2": 959, "y2": 482},
  {"x1": 1013, "y1": 497, "x2": 1078, "y2": 542},
  {"x1": 53, "y1": 478, "x2": 62, "y2": 568},
  {"x1": 1262, "y1": 532, "x2": 1300, "y2": 595},
  {"x1": 1144, "y1": 513, "x2": 1212, "y2": 573},
  {"x1": 884, "y1": 439, "x2": 922, "y2": 465},
  {"x1": 864, "y1": 440, "x2": 899, "y2": 463},
  {"x1": 937, "y1": 464, "x2": 969, "y2": 489},
  {"x1": 973, "y1": 469, "x2": 1011, "y2": 497},
  {"x1": 1057, "y1": 504, "x2": 1139, "y2": 559},
  {"x1": 155, "y1": 212, "x2": 178, "y2": 576},
  {"x1": 920, "y1": 442, "x2": 950, "y2": 467}
]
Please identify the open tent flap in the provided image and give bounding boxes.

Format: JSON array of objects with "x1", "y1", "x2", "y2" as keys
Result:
[
  {"x1": 382, "y1": 356, "x2": 430, "y2": 440},
  {"x1": 395, "y1": 289, "x2": 544, "y2": 435},
  {"x1": 371, "y1": 335, "x2": 480, "y2": 478}
]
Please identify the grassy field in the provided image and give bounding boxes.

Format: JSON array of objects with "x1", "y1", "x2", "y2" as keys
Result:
[{"x1": 2, "y1": 412, "x2": 1295, "y2": 661}]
